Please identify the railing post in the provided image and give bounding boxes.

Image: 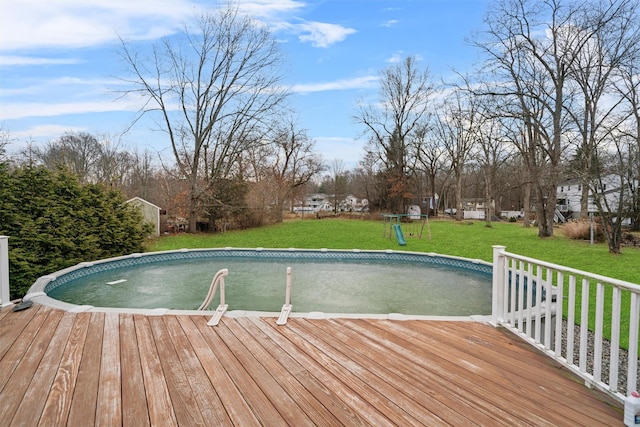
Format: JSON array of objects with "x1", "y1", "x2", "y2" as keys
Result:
[
  {"x1": 0, "y1": 236, "x2": 10, "y2": 307},
  {"x1": 491, "y1": 245, "x2": 506, "y2": 326}
]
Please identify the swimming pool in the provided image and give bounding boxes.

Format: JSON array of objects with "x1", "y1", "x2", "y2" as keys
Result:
[{"x1": 26, "y1": 248, "x2": 493, "y2": 317}]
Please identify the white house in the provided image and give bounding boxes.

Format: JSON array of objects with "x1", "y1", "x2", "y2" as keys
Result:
[
  {"x1": 293, "y1": 194, "x2": 368, "y2": 213},
  {"x1": 126, "y1": 197, "x2": 161, "y2": 236},
  {"x1": 557, "y1": 175, "x2": 638, "y2": 220}
]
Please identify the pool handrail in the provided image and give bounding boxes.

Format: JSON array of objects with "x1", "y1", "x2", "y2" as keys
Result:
[
  {"x1": 276, "y1": 267, "x2": 293, "y2": 325},
  {"x1": 198, "y1": 268, "x2": 229, "y2": 325}
]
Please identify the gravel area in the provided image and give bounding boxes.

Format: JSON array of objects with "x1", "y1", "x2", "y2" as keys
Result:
[{"x1": 560, "y1": 320, "x2": 639, "y2": 394}]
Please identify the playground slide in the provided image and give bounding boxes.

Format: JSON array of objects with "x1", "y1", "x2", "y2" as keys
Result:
[{"x1": 392, "y1": 223, "x2": 407, "y2": 246}]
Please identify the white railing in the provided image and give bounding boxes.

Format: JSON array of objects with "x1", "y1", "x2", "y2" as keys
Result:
[
  {"x1": 198, "y1": 268, "x2": 229, "y2": 326},
  {"x1": 1, "y1": 236, "x2": 11, "y2": 307},
  {"x1": 276, "y1": 267, "x2": 293, "y2": 326},
  {"x1": 492, "y1": 245, "x2": 640, "y2": 403}
]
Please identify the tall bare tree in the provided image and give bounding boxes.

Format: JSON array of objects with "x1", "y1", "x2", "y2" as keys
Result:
[
  {"x1": 36, "y1": 132, "x2": 102, "y2": 184},
  {"x1": 433, "y1": 84, "x2": 480, "y2": 221},
  {"x1": 612, "y1": 27, "x2": 640, "y2": 231},
  {"x1": 119, "y1": 5, "x2": 289, "y2": 232},
  {"x1": 476, "y1": 0, "x2": 614, "y2": 236},
  {"x1": 246, "y1": 118, "x2": 324, "y2": 222},
  {"x1": 355, "y1": 56, "x2": 434, "y2": 213},
  {"x1": 413, "y1": 123, "x2": 448, "y2": 216},
  {"x1": 567, "y1": 0, "x2": 640, "y2": 218}
]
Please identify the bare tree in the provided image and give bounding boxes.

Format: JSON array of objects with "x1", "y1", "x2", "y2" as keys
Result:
[
  {"x1": 119, "y1": 5, "x2": 289, "y2": 232},
  {"x1": 329, "y1": 159, "x2": 349, "y2": 213},
  {"x1": 355, "y1": 56, "x2": 434, "y2": 213},
  {"x1": 612, "y1": 33, "x2": 640, "y2": 231},
  {"x1": 475, "y1": 0, "x2": 620, "y2": 236},
  {"x1": 473, "y1": 111, "x2": 514, "y2": 226},
  {"x1": 567, "y1": 0, "x2": 640, "y2": 218},
  {"x1": 433, "y1": 84, "x2": 480, "y2": 221},
  {"x1": 413, "y1": 123, "x2": 448, "y2": 216},
  {"x1": 0, "y1": 127, "x2": 10, "y2": 164},
  {"x1": 249, "y1": 118, "x2": 324, "y2": 222},
  {"x1": 36, "y1": 132, "x2": 102, "y2": 183}
]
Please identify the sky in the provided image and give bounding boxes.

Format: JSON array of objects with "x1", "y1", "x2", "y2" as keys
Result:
[{"x1": 0, "y1": 0, "x2": 490, "y2": 168}]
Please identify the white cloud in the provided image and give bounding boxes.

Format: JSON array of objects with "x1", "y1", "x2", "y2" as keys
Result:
[
  {"x1": 233, "y1": 0, "x2": 306, "y2": 19},
  {"x1": 0, "y1": 0, "x2": 195, "y2": 51},
  {"x1": 0, "y1": 99, "x2": 138, "y2": 121},
  {"x1": 292, "y1": 76, "x2": 378, "y2": 94},
  {"x1": 295, "y1": 21, "x2": 357, "y2": 48},
  {"x1": 386, "y1": 52, "x2": 404, "y2": 63},
  {"x1": 11, "y1": 124, "x2": 86, "y2": 139},
  {"x1": 381, "y1": 19, "x2": 399, "y2": 28},
  {"x1": 314, "y1": 136, "x2": 364, "y2": 167},
  {"x1": 0, "y1": 56, "x2": 82, "y2": 66}
]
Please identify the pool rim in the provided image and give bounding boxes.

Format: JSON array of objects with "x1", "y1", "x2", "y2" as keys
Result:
[{"x1": 24, "y1": 247, "x2": 494, "y2": 322}]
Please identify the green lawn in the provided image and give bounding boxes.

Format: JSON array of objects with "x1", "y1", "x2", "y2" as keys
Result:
[{"x1": 148, "y1": 218, "x2": 640, "y2": 285}]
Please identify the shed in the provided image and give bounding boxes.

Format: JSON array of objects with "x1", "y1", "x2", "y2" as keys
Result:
[{"x1": 126, "y1": 197, "x2": 161, "y2": 236}]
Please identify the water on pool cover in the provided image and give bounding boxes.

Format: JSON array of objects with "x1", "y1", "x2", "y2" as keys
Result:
[{"x1": 48, "y1": 257, "x2": 491, "y2": 315}]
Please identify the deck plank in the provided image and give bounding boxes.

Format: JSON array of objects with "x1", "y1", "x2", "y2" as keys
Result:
[
  {"x1": 0, "y1": 304, "x2": 41, "y2": 360},
  {"x1": 120, "y1": 313, "x2": 150, "y2": 427},
  {"x1": 133, "y1": 315, "x2": 178, "y2": 427},
  {"x1": 147, "y1": 316, "x2": 207, "y2": 426},
  {"x1": 0, "y1": 305, "x2": 51, "y2": 394},
  {"x1": 0, "y1": 308, "x2": 63, "y2": 423},
  {"x1": 248, "y1": 317, "x2": 397, "y2": 426},
  {"x1": 96, "y1": 312, "x2": 122, "y2": 426},
  {"x1": 300, "y1": 318, "x2": 512, "y2": 426},
  {"x1": 385, "y1": 320, "x2": 622, "y2": 425},
  {"x1": 339, "y1": 319, "x2": 568, "y2": 426},
  {"x1": 66, "y1": 312, "x2": 104, "y2": 426},
  {"x1": 226, "y1": 318, "x2": 343, "y2": 426},
  {"x1": 176, "y1": 316, "x2": 258, "y2": 426},
  {"x1": 195, "y1": 318, "x2": 289, "y2": 425},
  {"x1": 38, "y1": 312, "x2": 91, "y2": 427},
  {"x1": 289, "y1": 318, "x2": 454, "y2": 426},
  {"x1": 352, "y1": 319, "x2": 622, "y2": 425},
  {"x1": 12, "y1": 311, "x2": 75, "y2": 426},
  {"x1": 245, "y1": 317, "x2": 380, "y2": 426},
  {"x1": 163, "y1": 316, "x2": 233, "y2": 425},
  {"x1": 216, "y1": 318, "x2": 317, "y2": 426}
]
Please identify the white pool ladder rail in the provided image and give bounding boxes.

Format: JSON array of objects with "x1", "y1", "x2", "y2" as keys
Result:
[
  {"x1": 198, "y1": 268, "x2": 229, "y2": 326},
  {"x1": 276, "y1": 267, "x2": 293, "y2": 325}
]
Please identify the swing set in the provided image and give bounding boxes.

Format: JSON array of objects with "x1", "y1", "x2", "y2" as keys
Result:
[{"x1": 382, "y1": 213, "x2": 431, "y2": 242}]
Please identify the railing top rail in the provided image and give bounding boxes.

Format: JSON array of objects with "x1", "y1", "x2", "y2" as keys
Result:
[{"x1": 498, "y1": 248, "x2": 640, "y2": 292}]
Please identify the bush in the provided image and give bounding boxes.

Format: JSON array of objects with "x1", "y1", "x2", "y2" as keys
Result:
[
  {"x1": 0, "y1": 165, "x2": 153, "y2": 299},
  {"x1": 562, "y1": 219, "x2": 605, "y2": 242}
]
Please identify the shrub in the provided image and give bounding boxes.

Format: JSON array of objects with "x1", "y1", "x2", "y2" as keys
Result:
[{"x1": 562, "y1": 219, "x2": 605, "y2": 242}]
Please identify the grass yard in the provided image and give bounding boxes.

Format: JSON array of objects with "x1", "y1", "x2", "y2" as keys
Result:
[{"x1": 148, "y1": 217, "x2": 640, "y2": 285}]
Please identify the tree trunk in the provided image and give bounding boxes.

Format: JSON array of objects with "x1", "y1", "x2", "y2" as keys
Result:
[
  {"x1": 522, "y1": 177, "x2": 531, "y2": 228},
  {"x1": 580, "y1": 177, "x2": 590, "y2": 219}
]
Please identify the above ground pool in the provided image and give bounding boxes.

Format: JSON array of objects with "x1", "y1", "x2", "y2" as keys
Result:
[{"x1": 28, "y1": 248, "x2": 493, "y2": 317}]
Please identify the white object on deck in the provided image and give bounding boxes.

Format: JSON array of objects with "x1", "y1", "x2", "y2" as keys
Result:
[
  {"x1": 198, "y1": 268, "x2": 229, "y2": 326},
  {"x1": 206, "y1": 304, "x2": 229, "y2": 326},
  {"x1": 276, "y1": 267, "x2": 293, "y2": 325},
  {"x1": 0, "y1": 237, "x2": 10, "y2": 307}
]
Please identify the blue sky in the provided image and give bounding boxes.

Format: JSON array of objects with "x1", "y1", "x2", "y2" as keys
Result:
[{"x1": 0, "y1": 0, "x2": 489, "y2": 167}]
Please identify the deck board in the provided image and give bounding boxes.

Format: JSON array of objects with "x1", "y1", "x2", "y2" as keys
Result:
[
  {"x1": 0, "y1": 304, "x2": 624, "y2": 426},
  {"x1": 66, "y1": 312, "x2": 103, "y2": 426},
  {"x1": 35, "y1": 312, "x2": 90, "y2": 426},
  {"x1": 120, "y1": 313, "x2": 150, "y2": 427}
]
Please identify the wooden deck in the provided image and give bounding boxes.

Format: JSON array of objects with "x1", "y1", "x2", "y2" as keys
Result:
[{"x1": 0, "y1": 304, "x2": 622, "y2": 426}]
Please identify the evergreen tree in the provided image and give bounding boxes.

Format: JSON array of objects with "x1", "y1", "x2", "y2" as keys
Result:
[{"x1": 0, "y1": 165, "x2": 153, "y2": 299}]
